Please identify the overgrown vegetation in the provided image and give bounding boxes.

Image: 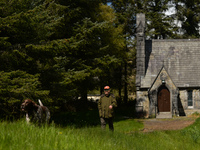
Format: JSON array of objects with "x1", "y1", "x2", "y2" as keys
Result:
[{"x1": 1, "y1": 113, "x2": 200, "y2": 150}]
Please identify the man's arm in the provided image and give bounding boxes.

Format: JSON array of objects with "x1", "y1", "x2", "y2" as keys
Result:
[
  {"x1": 111, "y1": 94, "x2": 117, "y2": 107},
  {"x1": 98, "y1": 98, "x2": 102, "y2": 117},
  {"x1": 109, "y1": 94, "x2": 117, "y2": 109}
]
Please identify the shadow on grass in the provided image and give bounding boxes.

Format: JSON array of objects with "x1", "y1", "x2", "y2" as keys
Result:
[
  {"x1": 51, "y1": 101, "x2": 136, "y2": 128},
  {"x1": 51, "y1": 109, "x2": 100, "y2": 128}
]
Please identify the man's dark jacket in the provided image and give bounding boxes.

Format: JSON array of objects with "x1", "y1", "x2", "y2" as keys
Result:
[{"x1": 98, "y1": 94, "x2": 117, "y2": 118}]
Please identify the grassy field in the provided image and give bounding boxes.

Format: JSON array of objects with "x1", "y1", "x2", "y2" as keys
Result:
[{"x1": 1, "y1": 113, "x2": 200, "y2": 150}]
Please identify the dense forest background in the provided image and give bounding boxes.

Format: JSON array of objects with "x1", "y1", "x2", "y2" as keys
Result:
[{"x1": 0, "y1": 0, "x2": 200, "y2": 119}]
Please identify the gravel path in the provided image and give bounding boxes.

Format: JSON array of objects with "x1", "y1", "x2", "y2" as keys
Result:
[{"x1": 141, "y1": 116, "x2": 197, "y2": 132}]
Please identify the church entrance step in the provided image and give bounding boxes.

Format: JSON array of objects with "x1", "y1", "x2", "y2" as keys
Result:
[{"x1": 156, "y1": 112, "x2": 172, "y2": 118}]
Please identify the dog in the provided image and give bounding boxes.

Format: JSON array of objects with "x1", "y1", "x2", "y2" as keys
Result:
[{"x1": 21, "y1": 99, "x2": 50, "y2": 124}]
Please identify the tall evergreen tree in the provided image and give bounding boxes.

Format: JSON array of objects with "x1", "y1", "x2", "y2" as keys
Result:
[
  {"x1": 110, "y1": 0, "x2": 136, "y2": 103},
  {"x1": 174, "y1": 0, "x2": 200, "y2": 38},
  {"x1": 56, "y1": 2, "x2": 125, "y2": 101},
  {"x1": 0, "y1": 0, "x2": 125, "y2": 117},
  {"x1": 0, "y1": 70, "x2": 49, "y2": 119},
  {"x1": 143, "y1": 0, "x2": 176, "y2": 39}
]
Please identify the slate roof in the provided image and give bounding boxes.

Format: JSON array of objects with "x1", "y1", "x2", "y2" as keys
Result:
[{"x1": 141, "y1": 39, "x2": 200, "y2": 88}]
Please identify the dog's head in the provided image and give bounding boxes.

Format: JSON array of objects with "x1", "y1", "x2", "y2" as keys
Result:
[{"x1": 21, "y1": 99, "x2": 37, "y2": 112}]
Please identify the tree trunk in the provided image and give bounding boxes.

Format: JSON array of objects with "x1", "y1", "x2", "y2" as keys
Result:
[{"x1": 124, "y1": 61, "x2": 128, "y2": 103}]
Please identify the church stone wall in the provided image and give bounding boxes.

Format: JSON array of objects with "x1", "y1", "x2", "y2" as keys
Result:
[
  {"x1": 193, "y1": 90, "x2": 200, "y2": 109},
  {"x1": 179, "y1": 89, "x2": 200, "y2": 115},
  {"x1": 179, "y1": 90, "x2": 187, "y2": 109},
  {"x1": 136, "y1": 88, "x2": 200, "y2": 118},
  {"x1": 136, "y1": 90, "x2": 149, "y2": 118}
]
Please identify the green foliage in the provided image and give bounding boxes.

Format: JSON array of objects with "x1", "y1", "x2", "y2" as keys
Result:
[
  {"x1": 181, "y1": 126, "x2": 200, "y2": 143},
  {"x1": 174, "y1": 0, "x2": 200, "y2": 38},
  {"x1": 134, "y1": 0, "x2": 177, "y2": 39},
  {"x1": 181, "y1": 117, "x2": 200, "y2": 143},
  {"x1": 0, "y1": 0, "x2": 126, "y2": 118},
  {"x1": 0, "y1": 70, "x2": 50, "y2": 119},
  {"x1": 1, "y1": 117, "x2": 200, "y2": 150},
  {"x1": 109, "y1": 0, "x2": 137, "y2": 102}
]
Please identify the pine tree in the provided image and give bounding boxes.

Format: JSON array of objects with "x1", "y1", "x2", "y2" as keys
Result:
[
  {"x1": 56, "y1": 2, "x2": 125, "y2": 101},
  {"x1": 0, "y1": 0, "x2": 125, "y2": 117},
  {"x1": 0, "y1": 70, "x2": 49, "y2": 119},
  {"x1": 174, "y1": 0, "x2": 200, "y2": 38},
  {"x1": 143, "y1": 0, "x2": 176, "y2": 39},
  {"x1": 109, "y1": 0, "x2": 136, "y2": 103}
]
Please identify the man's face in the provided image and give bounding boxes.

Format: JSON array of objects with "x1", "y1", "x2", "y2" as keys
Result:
[{"x1": 104, "y1": 89, "x2": 110, "y2": 96}]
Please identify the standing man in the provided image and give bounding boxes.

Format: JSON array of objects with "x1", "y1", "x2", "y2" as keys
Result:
[{"x1": 98, "y1": 86, "x2": 117, "y2": 131}]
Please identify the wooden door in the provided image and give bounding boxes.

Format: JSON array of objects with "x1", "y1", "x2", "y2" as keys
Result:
[{"x1": 157, "y1": 86, "x2": 170, "y2": 112}]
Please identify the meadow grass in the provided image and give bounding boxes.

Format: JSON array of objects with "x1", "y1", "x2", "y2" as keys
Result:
[{"x1": 1, "y1": 116, "x2": 200, "y2": 150}]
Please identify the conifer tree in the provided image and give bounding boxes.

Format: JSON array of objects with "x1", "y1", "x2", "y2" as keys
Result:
[
  {"x1": 0, "y1": 0, "x2": 125, "y2": 117},
  {"x1": 110, "y1": 0, "x2": 136, "y2": 103},
  {"x1": 142, "y1": 0, "x2": 176, "y2": 39},
  {"x1": 174, "y1": 0, "x2": 200, "y2": 38}
]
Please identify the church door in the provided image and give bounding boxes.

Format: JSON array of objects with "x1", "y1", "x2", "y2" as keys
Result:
[{"x1": 157, "y1": 86, "x2": 170, "y2": 112}]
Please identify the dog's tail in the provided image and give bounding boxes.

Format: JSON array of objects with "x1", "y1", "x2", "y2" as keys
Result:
[{"x1": 38, "y1": 99, "x2": 43, "y2": 106}]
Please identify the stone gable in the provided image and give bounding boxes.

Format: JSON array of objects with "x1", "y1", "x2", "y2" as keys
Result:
[{"x1": 142, "y1": 39, "x2": 200, "y2": 88}]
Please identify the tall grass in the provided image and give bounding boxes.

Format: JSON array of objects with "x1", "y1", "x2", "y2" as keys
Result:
[{"x1": 1, "y1": 117, "x2": 200, "y2": 150}]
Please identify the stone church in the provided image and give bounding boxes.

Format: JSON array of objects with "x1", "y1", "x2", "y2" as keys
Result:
[{"x1": 135, "y1": 13, "x2": 200, "y2": 118}]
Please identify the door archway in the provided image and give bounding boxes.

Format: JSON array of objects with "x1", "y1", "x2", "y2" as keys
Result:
[{"x1": 157, "y1": 85, "x2": 170, "y2": 112}]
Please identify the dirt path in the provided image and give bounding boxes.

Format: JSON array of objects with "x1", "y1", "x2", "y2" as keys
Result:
[{"x1": 141, "y1": 116, "x2": 197, "y2": 132}]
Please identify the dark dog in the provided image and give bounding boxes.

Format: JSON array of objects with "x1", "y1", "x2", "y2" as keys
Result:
[{"x1": 21, "y1": 99, "x2": 50, "y2": 124}]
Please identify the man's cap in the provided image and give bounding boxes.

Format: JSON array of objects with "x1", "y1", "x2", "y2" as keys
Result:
[{"x1": 104, "y1": 86, "x2": 110, "y2": 90}]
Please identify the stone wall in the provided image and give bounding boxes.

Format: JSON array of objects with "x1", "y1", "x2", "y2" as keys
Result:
[
  {"x1": 179, "y1": 89, "x2": 200, "y2": 114},
  {"x1": 137, "y1": 89, "x2": 200, "y2": 118},
  {"x1": 136, "y1": 90, "x2": 149, "y2": 118},
  {"x1": 193, "y1": 90, "x2": 200, "y2": 109}
]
